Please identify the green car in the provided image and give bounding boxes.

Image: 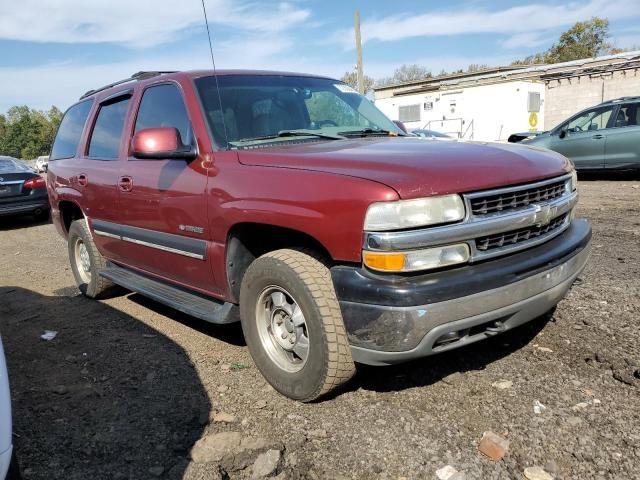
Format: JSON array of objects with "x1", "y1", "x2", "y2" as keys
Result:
[{"x1": 523, "y1": 97, "x2": 640, "y2": 170}]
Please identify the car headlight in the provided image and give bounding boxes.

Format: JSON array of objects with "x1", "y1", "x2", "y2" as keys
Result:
[
  {"x1": 363, "y1": 244, "x2": 470, "y2": 272},
  {"x1": 566, "y1": 169, "x2": 578, "y2": 193},
  {"x1": 364, "y1": 194, "x2": 465, "y2": 231}
]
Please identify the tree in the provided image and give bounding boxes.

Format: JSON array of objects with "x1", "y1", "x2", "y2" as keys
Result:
[
  {"x1": 340, "y1": 71, "x2": 374, "y2": 94},
  {"x1": 0, "y1": 105, "x2": 62, "y2": 159},
  {"x1": 512, "y1": 17, "x2": 627, "y2": 66},
  {"x1": 376, "y1": 64, "x2": 432, "y2": 87}
]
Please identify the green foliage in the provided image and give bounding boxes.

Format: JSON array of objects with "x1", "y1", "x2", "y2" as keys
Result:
[
  {"x1": 376, "y1": 64, "x2": 432, "y2": 87},
  {"x1": 512, "y1": 17, "x2": 628, "y2": 66},
  {"x1": 0, "y1": 105, "x2": 63, "y2": 159},
  {"x1": 340, "y1": 71, "x2": 374, "y2": 94}
]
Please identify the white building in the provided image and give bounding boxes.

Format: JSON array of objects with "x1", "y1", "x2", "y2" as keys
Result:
[{"x1": 374, "y1": 51, "x2": 640, "y2": 142}]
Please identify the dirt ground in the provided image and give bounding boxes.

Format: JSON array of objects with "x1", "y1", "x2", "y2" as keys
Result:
[{"x1": 1, "y1": 174, "x2": 639, "y2": 480}]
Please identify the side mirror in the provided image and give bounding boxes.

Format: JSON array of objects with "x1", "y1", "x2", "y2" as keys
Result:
[
  {"x1": 132, "y1": 127, "x2": 196, "y2": 160},
  {"x1": 558, "y1": 128, "x2": 568, "y2": 139},
  {"x1": 393, "y1": 120, "x2": 408, "y2": 134}
]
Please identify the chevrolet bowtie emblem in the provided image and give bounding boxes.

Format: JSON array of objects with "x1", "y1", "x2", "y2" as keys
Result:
[{"x1": 535, "y1": 204, "x2": 554, "y2": 226}]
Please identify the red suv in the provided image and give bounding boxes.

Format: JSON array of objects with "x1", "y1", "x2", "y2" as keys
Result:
[{"x1": 48, "y1": 70, "x2": 591, "y2": 401}]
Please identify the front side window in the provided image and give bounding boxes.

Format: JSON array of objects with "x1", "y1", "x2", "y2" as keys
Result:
[
  {"x1": 134, "y1": 84, "x2": 192, "y2": 144},
  {"x1": 88, "y1": 96, "x2": 131, "y2": 159},
  {"x1": 194, "y1": 75, "x2": 401, "y2": 149},
  {"x1": 564, "y1": 107, "x2": 613, "y2": 133},
  {"x1": 50, "y1": 100, "x2": 93, "y2": 160}
]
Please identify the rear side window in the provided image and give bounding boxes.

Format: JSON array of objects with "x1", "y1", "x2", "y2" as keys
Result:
[
  {"x1": 134, "y1": 84, "x2": 192, "y2": 144},
  {"x1": 50, "y1": 100, "x2": 92, "y2": 160},
  {"x1": 88, "y1": 97, "x2": 131, "y2": 159}
]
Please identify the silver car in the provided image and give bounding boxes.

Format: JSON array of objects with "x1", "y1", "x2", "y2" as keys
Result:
[{"x1": 0, "y1": 338, "x2": 16, "y2": 479}]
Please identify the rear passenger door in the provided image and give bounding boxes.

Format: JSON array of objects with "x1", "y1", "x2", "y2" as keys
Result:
[
  {"x1": 604, "y1": 103, "x2": 640, "y2": 169},
  {"x1": 116, "y1": 82, "x2": 215, "y2": 293},
  {"x1": 82, "y1": 92, "x2": 132, "y2": 261}
]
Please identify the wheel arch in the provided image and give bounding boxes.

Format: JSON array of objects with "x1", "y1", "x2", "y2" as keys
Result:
[{"x1": 225, "y1": 222, "x2": 333, "y2": 303}]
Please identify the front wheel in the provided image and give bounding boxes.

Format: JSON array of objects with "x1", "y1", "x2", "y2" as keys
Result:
[{"x1": 239, "y1": 249, "x2": 355, "y2": 402}]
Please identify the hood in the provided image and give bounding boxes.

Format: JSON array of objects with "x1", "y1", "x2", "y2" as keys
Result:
[{"x1": 237, "y1": 137, "x2": 572, "y2": 199}]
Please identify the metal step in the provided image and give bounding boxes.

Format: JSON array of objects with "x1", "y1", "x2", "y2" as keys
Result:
[{"x1": 99, "y1": 265, "x2": 238, "y2": 324}]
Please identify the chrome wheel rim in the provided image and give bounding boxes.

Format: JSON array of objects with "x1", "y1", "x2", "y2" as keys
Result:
[
  {"x1": 74, "y1": 238, "x2": 92, "y2": 284},
  {"x1": 255, "y1": 286, "x2": 309, "y2": 372}
]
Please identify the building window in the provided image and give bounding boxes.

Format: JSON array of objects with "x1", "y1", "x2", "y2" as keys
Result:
[{"x1": 398, "y1": 104, "x2": 421, "y2": 122}]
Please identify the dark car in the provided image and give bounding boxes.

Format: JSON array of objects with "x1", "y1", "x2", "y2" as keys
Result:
[
  {"x1": 520, "y1": 97, "x2": 640, "y2": 170},
  {"x1": 0, "y1": 156, "x2": 49, "y2": 220},
  {"x1": 48, "y1": 70, "x2": 589, "y2": 402}
]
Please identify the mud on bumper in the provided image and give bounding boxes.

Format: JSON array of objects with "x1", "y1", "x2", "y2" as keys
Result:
[{"x1": 331, "y1": 219, "x2": 592, "y2": 366}]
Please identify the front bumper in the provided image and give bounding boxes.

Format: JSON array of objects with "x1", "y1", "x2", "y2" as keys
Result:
[{"x1": 332, "y1": 218, "x2": 591, "y2": 365}]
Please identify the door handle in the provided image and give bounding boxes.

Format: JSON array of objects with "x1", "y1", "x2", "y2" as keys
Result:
[
  {"x1": 77, "y1": 173, "x2": 88, "y2": 187},
  {"x1": 118, "y1": 176, "x2": 133, "y2": 192},
  {"x1": 592, "y1": 134, "x2": 604, "y2": 139}
]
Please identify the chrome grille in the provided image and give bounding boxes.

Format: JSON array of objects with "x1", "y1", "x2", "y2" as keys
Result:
[
  {"x1": 469, "y1": 179, "x2": 566, "y2": 215},
  {"x1": 475, "y1": 213, "x2": 568, "y2": 252}
]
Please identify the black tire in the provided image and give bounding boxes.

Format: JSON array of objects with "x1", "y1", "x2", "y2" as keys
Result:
[
  {"x1": 239, "y1": 249, "x2": 355, "y2": 402},
  {"x1": 68, "y1": 219, "x2": 113, "y2": 298}
]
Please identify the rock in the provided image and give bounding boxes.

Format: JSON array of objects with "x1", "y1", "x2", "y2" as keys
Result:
[
  {"x1": 52, "y1": 385, "x2": 68, "y2": 395},
  {"x1": 613, "y1": 370, "x2": 635, "y2": 386},
  {"x1": 566, "y1": 416, "x2": 583, "y2": 426},
  {"x1": 492, "y1": 380, "x2": 513, "y2": 390},
  {"x1": 533, "y1": 400, "x2": 547, "y2": 414},
  {"x1": 307, "y1": 429, "x2": 327, "y2": 439},
  {"x1": 534, "y1": 346, "x2": 553, "y2": 353},
  {"x1": 148, "y1": 466, "x2": 164, "y2": 476},
  {"x1": 255, "y1": 399, "x2": 268, "y2": 409},
  {"x1": 572, "y1": 402, "x2": 589, "y2": 411},
  {"x1": 478, "y1": 431, "x2": 509, "y2": 461},
  {"x1": 213, "y1": 411, "x2": 236, "y2": 423},
  {"x1": 523, "y1": 466, "x2": 554, "y2": 480},
  {"x1": 190, "y1": 431, "x2": 242, "y2": 463},
  {"x1": 252, "y1": 449, "x2": 281, "y2": 478},
  {"x1": 436, "y1": 465, "x2": 459, "y2": 479},
  {"x1": 217, "y1": 385, "x2": 229, "y2": 393},
  {"x1": 442, "y1": 372, "x2": 463, "y2": 385}
]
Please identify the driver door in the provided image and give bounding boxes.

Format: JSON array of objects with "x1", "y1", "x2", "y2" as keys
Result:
[{"x1": 548, "y1": 105, "x2": 615, "y2": 169}]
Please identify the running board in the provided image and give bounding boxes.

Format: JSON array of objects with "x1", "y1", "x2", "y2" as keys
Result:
[{"x1": 99, "y1": 265, "x2": 238, "y2": 324}]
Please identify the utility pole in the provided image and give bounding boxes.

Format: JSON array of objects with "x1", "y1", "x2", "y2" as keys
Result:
[{"x1": 354, "y1": 9, "x2": 364, "y2": 94}]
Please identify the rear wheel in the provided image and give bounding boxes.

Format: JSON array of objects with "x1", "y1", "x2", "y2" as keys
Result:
[
  {"x1": 240, "y1": 249, "x2": 355, "y2": 402},
  {"x1": 68, "y1": 219, "x2": 112, "y2": 298}
]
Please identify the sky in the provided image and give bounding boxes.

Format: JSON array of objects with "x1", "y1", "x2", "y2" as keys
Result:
[{"x1": 1, "y1": 0, "x2": 640, "y2": 113}]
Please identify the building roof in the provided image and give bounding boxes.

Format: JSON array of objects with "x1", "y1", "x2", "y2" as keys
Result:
[{"x1": 374, "y1": 50, "x2": 640, "y2": 97}]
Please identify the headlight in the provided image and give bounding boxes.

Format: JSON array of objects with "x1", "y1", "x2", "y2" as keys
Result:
[
  {"x1": 364, "y1": 194, "x2": 465, "y2": 231},
  {"x1": 363, "y1": 244, "x2": 470, "y2": 272},
  {"x1": 566, "y1": 170, "x2": 578, "y2": 192}
]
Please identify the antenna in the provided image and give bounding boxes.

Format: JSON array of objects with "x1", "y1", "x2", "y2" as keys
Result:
[{"x1": 201, "y1": 0, "x2": 229, "y2": 148}]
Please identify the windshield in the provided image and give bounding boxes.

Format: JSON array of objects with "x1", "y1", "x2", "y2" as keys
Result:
[{"x1": 194, "y1": 74, "x2": 402, "y2": 149}]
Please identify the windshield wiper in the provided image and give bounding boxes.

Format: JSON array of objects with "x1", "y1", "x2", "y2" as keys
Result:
[
  {"x1": 235, "y1": 130, "x2": 344, "y2": 143},
  {"x1": 338, "y1": 128, "x2": 405, "y2": 137}
]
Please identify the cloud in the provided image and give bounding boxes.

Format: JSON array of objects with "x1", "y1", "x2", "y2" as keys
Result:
[
  {"x1": 0, "y1": 34, "x2": 335, "y2": 112},
  {"x1": 331, "y1": 0, "x2": 640, "y2": 49},
  {"x1": 502, "y1": 32, "x2": 550, "y2": 49},
  {"x1": 0, "y1": 1, "x2": 310, "y2": 47}
]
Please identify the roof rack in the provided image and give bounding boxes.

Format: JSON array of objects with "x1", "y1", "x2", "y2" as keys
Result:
[
  {"x1": 79, "y1": 71, "x2": 178, "y2": 100},
  {"x1": 600, "y1": 96, "x2": 640, "y2": 104}
]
